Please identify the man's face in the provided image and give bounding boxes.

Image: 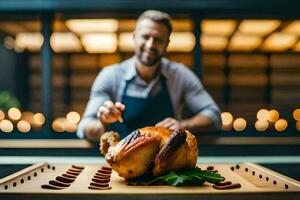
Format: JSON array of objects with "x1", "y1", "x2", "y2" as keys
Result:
[{"x1": 133, "y1": 19, "x2": 170, "y2": 67}]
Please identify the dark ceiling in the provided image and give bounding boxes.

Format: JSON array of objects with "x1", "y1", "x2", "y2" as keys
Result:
[{"x1": 1, "y1": 0, "x2": 300, "y2": 19}]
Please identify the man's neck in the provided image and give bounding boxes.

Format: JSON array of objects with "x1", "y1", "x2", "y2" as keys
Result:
[{"x1": 135, "y1": 59, "x2": 161, "y2": 83}]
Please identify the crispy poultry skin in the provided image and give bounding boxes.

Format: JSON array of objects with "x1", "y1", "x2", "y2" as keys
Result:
[{"x1": 104, "y1": 127, "x2": 198, "y2": 180}]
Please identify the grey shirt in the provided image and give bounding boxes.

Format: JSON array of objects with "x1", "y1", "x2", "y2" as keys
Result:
[{"x1": 77, "y1": 56, "x2": 221, "y2": 139}]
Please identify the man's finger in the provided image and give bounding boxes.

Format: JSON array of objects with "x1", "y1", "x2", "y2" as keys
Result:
[
  {"x1": 99, "y1": 106, "x2": 110, "y2": 116},
  {"x1": 161, "y1": 121, "x2": 174, "y2": 128},
  {"x1": 114, "y1": 102, "x2": 125, "y2": 123},
  {"x1": 98, "y1": 106, "x2": 120, "y2": 123},
  {"x1": 104, "y1": 101, "x2": 123, "y2": 123},
  {"x1": 100, "y1": 113, "x2": 110, "y2": 122},
  {"x1": 169, "y1": 124, "x2": 180, "y2": 130},
  {"x1": 115, "y1": 102, "x2": 125, "y2": 111},
  {"x1": 156, "y1": 118, "x2": 173, "y2": 127},
  {"x1": 98, "y1": 108, "x2": 109, "y2": 122},
  {"x1": 103, "y1": 100, "x2": 114, "y2": 107},
  {"x1": 98, "y1": 107, "x2": 111, "y2": 120},
  {"x1": 104, "y1": 101, "x2": 122, "y2": 115}
]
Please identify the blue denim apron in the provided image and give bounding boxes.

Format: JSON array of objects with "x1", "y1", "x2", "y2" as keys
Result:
[{"x1": 109, "y1": 76, "x2": 174, "y2": 138}]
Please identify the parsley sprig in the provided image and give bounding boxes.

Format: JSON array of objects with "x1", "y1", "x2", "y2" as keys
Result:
[{"x1": 128, "y1": 167, "x2": 225, "y2": 186}]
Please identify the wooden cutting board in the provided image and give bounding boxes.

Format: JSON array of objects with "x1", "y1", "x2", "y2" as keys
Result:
[{"x1": 0, "y1": 162, "x2": 299, "y2": 200}]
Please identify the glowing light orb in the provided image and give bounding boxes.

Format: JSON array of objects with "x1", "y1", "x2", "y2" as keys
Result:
[
  {"x1": 66, "y1": 111, "x2": 81, "y2": 124},
  {"x1": 8, "y1": 107, "x2": 21, "y2": 121},
  {"x1": 274, "y1": 119, "x2": 288, "y2": 132},
  {"x1": 17, "y1": 120, "x2": 31, "y2": 133},
  {"x1": 233, "y1": 118, "x2": 247, "y2": 132},
  {"x1": 0, "y1": 119, "x2": 13, "y2": 133},
  {"x1": 257, "y1": 109, "x2": 269, "y2": 121},
  {"x1": 255, "y1": 120, "x2": 269, "y2": 132},
  {"x1": 267, "y1": 109, "x2": 279, "y2": 123},
  {"x1": 221, "y1": 112, "x2": 233, "y2": 130}
]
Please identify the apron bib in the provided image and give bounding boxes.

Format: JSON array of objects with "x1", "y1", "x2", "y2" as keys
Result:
[{"x1": 110, "y1": 76, "x2": 174, "y2": 138}]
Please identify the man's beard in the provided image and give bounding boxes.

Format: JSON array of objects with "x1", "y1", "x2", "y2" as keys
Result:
[{"x1": 137, "y1": 50, "x2": 163, "y2": 67}]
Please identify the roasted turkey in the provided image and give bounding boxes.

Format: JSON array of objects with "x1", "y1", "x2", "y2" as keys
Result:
[{"x1": 100, "y1": 127, "x2": 198, "y2": 180}]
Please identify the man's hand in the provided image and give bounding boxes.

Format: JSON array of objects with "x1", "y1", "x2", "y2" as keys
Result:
[
  {"x1": 156, "y1": 117, "x2": 186, "y2": 130},
  {"x1": 97, "y1": 100, "x2": 125, "y2": 124}
]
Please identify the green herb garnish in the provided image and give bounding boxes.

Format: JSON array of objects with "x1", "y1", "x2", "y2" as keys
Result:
[{"x1": 127, "y1": 167, "x2": 225, "y2": 187}]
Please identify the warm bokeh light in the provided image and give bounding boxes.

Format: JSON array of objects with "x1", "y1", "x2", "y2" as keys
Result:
[
  {"x1": 167, "y1": 32, "x2": 195, "y2": 52},
  {"x1": 33, "y1": 113, "x2": 45, "y2": 126},
  {"x1": 0, "y1": 119, "x2": 13, "y2": 133},
  {"x1": 66, "y1": 19, "x2": 119, "y2": 34},
  {"x1": 228, "y1": 33, "x2": 262, "y2": 51},
  {"x1": 64, "y1": 121, "x2": 77, "y2": 133},
  {"x1": 233, "y1": 118, "x2": 247, "y2": 132},
  {"x1": 52, "y1": 118, "x2": 66, "y2": 132},
  {"x1": 81, "y1": 33, "x2": 117, "y2": 53},
  {"x1": 267, "y1": 109, "x2": 280, "y2": 123},
  {"x1": 0, "y1": 110, "x2": 5, "y2": 121},
  {"x1": 293, "y1": 109, "x2": 300, "y2": 121},
  {"x1": 21, "y1": 111, "x2": 34, "y2": 124},
  {"x1": 202, "y1": 20, "x2": 237, "y2": 36},
  {"x1": 8, "y1": 107, "x2": 21, "y2": 121},
  {"x1": 283, "y1": 20, "x2": 300, "y2": 35},
  {"x1": 255, "y1": 120, "x2": 269, "y2": 132},
  {"x1": 66, "y1": 111, "x2": 81, "y2": 124},
  {"x1": 238, "y1": 20, "x2": 281, "y2": 36},
  {"x1": 118, "y1": 32, "x2": 134, "y2": 52},
  {"x1": 52, "y1": 117, "x2": 77, "y2": 133},
  {"x1": 17, "y1": 120, "x2": 31, "y2": 133},
  {"x1": 274, "y1": 119, "x2": 288, "y2": 132},
  {"x1": 201, "y1": 35, "x2": 228, "y2": 51},
  {"x1": 50, "y1": 32, "x2": 82, "y2": 52},
  {"x1": 15, "y1": 32, "x2": 43, "y2": 51},
  {"x1": 221, "y1": 112, "x2": 234, "y2": 130},
  {"x1": 257, "y1": 109, "x2": 269, "y2": 121},
  {"x1": 262, "y1": 33, "x2": 297, "y2": 51}
]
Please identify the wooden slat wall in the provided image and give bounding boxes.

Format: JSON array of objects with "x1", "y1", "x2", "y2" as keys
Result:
[
  {"x1": 202, "y1": 53, "x2": 300, "y2": 124},
  {"x1": 26, "y1": 52, "x2": 300, "y2": 121}
]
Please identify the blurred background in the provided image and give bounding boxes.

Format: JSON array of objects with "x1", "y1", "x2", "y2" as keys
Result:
[{"x1": 1, "y1": 0, "x2": 300, "y2": 138}]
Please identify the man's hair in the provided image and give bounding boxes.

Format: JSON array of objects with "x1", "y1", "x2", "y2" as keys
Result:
[{"x1": 137, "y1": 10, "x2": 172, "y2": 34}]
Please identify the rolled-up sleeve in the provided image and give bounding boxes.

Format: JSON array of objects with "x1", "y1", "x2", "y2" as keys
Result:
[
  {"x1": 181, "y1": 67, "x2": 221, "y2": 130},
  {"x1": 76, "y1": 67, "x2": 115, "y2": 139}
]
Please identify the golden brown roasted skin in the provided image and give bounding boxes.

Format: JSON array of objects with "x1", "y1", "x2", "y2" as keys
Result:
[
  {"x1": 152, "y1": 128, "x2": 198, "y2": 177},
  {"x1": 104, "y1": 127, "x2": 198, "y2": 180}
]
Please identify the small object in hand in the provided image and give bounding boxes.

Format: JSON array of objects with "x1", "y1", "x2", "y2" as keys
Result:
[
  {"x1": 115, "y1": 102, "x2": 125, "y2": 123},
  {"x1": 117, "y1": 115, "x2": 123, "y2": 123}
]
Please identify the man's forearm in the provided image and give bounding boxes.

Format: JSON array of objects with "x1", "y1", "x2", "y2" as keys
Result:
[{"x1": 84, "y1": 119, "x2": 106, "y2": 141}]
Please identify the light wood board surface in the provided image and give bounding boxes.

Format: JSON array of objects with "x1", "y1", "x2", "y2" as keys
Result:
[{"x1": 0, "y1": 162, "x2": 299, "y2": 200}]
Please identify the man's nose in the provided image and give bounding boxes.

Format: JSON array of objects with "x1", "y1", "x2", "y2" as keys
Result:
[{"x1": 145, "y1": 37, "x2": 156, "y2": 49}]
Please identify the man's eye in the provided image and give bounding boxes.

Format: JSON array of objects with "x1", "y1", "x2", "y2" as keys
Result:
[{"x1": 142, "y1": 35, "x2": 149, "y2": 40}]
